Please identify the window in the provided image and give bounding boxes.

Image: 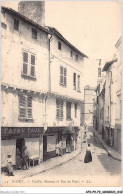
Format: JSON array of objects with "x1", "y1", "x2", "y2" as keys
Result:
[
  {"x1": 73, "y1": 73, "x2": 76, "y2": 90},
  {"x1": 75, "y1": 54, "x2": 78, "y2": 61},
  {"x1": 22, "y1": 52, "x2": 36, "y2": 78},
  {"x1": 75, "y1": 103, "x2": 77, "y2": 118},
  {"x1": 71, "y1": 50, "x2": 73, "y2": 57},
  {"x1": 56, "y1": 99, "x2": 63, "y2": 121},
  {"x1": 58, "y1": 41, "x2": 62, "y2": 50},
  {"x1": 32, "y1": 28, "x2": 37, "y2": 39},
  {"x1": 14, "y1": 18, "x2": 19, "y2": 31},
  {"x1": 19, "y1": 95, "x2": 32, "y2": 120},
  {"x1": 60, "y1": 66, "x2": 67, "y2": 86},
  {"x1": 77, "y1": 75, "x2": 80, "y2": 92},
  {"x1": 66, "y1": 102, "x2": 71, "y2": 120}
]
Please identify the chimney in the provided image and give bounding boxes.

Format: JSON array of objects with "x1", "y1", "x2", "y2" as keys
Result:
[{"x1": 18, "y1": 1, "x2": 45, "y2": 27}]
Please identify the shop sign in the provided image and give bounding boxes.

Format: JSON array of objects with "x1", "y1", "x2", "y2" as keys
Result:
[{"x1": 1, "y1": 127, "x2": 44, "y2": 136}]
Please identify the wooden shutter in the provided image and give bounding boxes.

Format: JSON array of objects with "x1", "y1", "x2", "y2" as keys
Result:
[
  {"x1": 77, "y1": 75, "x2": 80, "y2": 91},
  {"x1": 23, "y1": 52, "x2": 28, "y2": 75},
  {"x1": 19, "y1": 95, "x2": 26, "y2": 118},
  {"x1": 66, "y1": 102, "x2": 71, "y2": 120},
  {"x1": 56, "y1": 99, "x2": 63, "y2": 121},
  {"x1": 27, "y1": 96, "x2": 32, "y2": 118},
  {"x1": 73, "y1": 73, "x2": 76, "y2": 90},
  {"x1": 60, "y1": 66, "x2": 63, "y2": 85},
  {"x1": 75, "y1": 103, "x2": 77, "y2": 118},
  {"x1": 64, "y1": 68, "x2": 67, "y2": 86},
  {"x1": 30, "y1": 55, "x2": 35, "y2": 77}
]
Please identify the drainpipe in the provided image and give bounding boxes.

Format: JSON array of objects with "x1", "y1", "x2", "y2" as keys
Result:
[
  {"x1": 44, "y1": 34, "x2": 52, "y2": 131},
  {"x1": 48, "y1": 34, "x2": 53, "y2": 93},
  {"x1": 109, "y1": 71, "x2": 112, "y2": 146}
]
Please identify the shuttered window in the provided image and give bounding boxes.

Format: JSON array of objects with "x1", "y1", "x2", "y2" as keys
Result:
[
  {"x1": 74, "y1": 103, "x2": 77, "y2": 118},
  {"x1": 77, "y1": 75, "x2": 80, "y2": 92},
  {"x1": 73, "y1": 73, "x2": 76, "y2": 90},
  {"x1": 66, "y1": 102, "x2": 71, "y2": 120},
  {"x1": 56, "y1": 99, "x2": 63, "y2": 121},
  {"x1": 60, "y1": 66, "x2": 67, "y2": 86},
  {"x1": 22, "y1": 52, "x2": 36, "y2": 78},
  {"x1": 19, "y1": 95, "x2": 32, "y2": 119}
]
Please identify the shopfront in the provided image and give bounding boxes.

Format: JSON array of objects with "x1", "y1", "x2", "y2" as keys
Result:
[
  {"x1": 43, "y1": 126, "x2": 79, "y2": 160},
  {"x1": 1, "y1": 127, "x2": 44, "y2": 168}
]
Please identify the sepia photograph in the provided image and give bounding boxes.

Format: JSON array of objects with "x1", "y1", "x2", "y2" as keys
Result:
[{"x1": 0, "y1": 0, "x2": 122, "y2": 190}]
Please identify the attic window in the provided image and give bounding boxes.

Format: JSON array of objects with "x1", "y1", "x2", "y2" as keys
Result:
[
  {"x1": 14, "y1": 18, "x2": 19, "y2": 31},
  {"x1": 58, "y1": 41, "x2": 62, "y2": 50},
  {"x1": 75, "y1": 54, "x2": 78, "y2": 61},
  {"x1": 32, "y1": 28, "x2": 37, "y2": 39}
]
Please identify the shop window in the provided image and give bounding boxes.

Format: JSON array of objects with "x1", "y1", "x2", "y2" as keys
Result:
[
  {"x1": 60, "y1": 66, "x2": 67, "y2": 86},
  {"x1": 32, "y1": 28, "x2": 37, "y2": 39},
  {"x1": 14, "y1": 18, "x2": 19, "y2": 31},
  {"x1": 58, "y1": 41, "x2": 62, "y2": 50},
  {"x1": 19, "y1": 95, "x2": 33, "y2": 120},
  {"x1": 75, "y1": 103, "x2": 77, "y2": 118},
  {"x1": 56, "y1": 98, "x2": 63, "y2": 121},
  {"x1": 73, "y1": 73, "x2": 76, "y2": 90},
  {"x1": 66, "y1": 102, "x2": 71, "y2": 120},
  {"x1": 22, "y1": 51, "x2": 36, "y2": 78}
]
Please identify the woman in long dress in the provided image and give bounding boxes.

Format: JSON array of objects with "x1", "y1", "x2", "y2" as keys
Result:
[{"x1": 84, "y1": 144, "x2": 92, "y2": 163}]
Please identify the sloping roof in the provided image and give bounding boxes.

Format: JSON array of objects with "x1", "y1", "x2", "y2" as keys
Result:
[
  {"x1": 102, "y1": 59, "x2": 117, "y2": 72},
  {"x1": 2, "y1": 6, "x2": 51, "y2": 34},
  {"x1": 48, "y1": 27, "x2": 88, "y2": 58}
]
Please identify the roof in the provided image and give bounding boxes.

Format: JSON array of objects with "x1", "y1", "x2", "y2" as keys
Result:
[
  {"x1": 1, "y1": 6, "x2": 51, "y2": 35},
  {"x1": 48, "y1": 27, "x2": 88, "y2": 58},
  {"x1": 102, "y1": 59, "x2": 117, "y2": 72}
]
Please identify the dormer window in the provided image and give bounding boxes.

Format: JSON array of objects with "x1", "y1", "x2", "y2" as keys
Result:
[
  {"x1": 32, "y1": 28, "x2": 37, "y2": 39},
  {"x1": 14, "y1": 18, "x2": 19, "y2": 31},
  {"x1": 75, "y1": 54, "x2": 78, "y2": 61},
  {"x1": 58, "y1": 41, "x2": 62, "y2": 50}
]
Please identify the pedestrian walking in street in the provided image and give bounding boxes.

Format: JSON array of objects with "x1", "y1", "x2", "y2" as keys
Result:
[
  {"x1": 22, "y1": 146, "x2": 29, "y2": 170},
  {"x1": 6, "y1": 153, "x2": 14, "y2": 176},
  {"x1": 84, "y1": 144, "x2": 92, "y2": 163}
]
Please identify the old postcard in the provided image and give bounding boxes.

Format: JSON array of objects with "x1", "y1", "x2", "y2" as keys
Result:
[{"x1": 1, "y1": 0, "x2": 122, "y2": 189}]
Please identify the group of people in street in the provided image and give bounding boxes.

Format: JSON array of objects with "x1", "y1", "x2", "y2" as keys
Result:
[{"x1": 6, "y1": 146, "x2": 29, "y2": 176}]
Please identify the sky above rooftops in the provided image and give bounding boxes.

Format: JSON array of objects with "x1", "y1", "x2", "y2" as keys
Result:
[{"x1": 1, "y1": 1, "x2": 121, "y2": 87}]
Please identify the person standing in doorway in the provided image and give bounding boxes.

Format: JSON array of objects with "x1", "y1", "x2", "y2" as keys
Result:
[
  {"x1": 16, "y1": 148, "x2": 22, "y2": 170},
  {"x1": 22, "y1": 146, "x2": 29, "y2": 170}
]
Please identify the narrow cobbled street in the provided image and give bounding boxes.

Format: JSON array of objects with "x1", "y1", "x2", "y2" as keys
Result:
[{"x1": 24, "y1": 126, "x2": 121, "y2": 187}]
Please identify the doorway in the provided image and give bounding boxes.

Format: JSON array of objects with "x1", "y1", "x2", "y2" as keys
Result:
[{"x1": 16, "y1": 138, "x2": 25, "y2": 158}]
